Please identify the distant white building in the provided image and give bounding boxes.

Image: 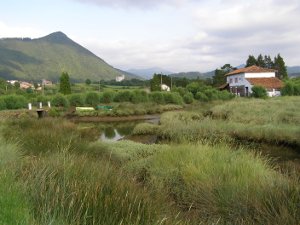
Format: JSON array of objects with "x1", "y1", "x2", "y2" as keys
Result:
[
  {"x1": 161, "y1": 84, "x2": 170, "y2": 92},
  {"x1": 225, "y1": 65, "x2": 283, "y2": 97},
  {"x1": 116, "y1": 74, "x2": 125, "y2": 82},
  {"x1": 7, "y1": 80, "x2": 18, "y2": 85}
]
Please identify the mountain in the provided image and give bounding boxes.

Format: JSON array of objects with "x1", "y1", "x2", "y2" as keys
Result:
[
  {"x1": 126, "y1": 67, "x2": 173, "y2": 79},
  {"x1": 287, "y1": 66, "x2": 300, "y2": 78},
  {"x1": 0, "y1": 31, "x2": 140, "y2": 82},
  {"x1": 169, "y1": 70, "x2": 215, "y2": 79}
]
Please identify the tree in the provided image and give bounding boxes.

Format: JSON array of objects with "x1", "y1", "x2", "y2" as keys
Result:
[
  {"x1": 264, "y1": 55, "x2": 274, "y2": 69},
  {"x1": 59, "y1": 72, "x2": 71, "y2": 95},
  {"x1": 14, "y1": 82, "x2": 20, "y2": 89},
  {"x1": 85, "y1": 79, "x2": 91, "y2": 85},
  {"x1": 150, "y1": 74, "x2": 171, "y2": 91},
  {"x1": 274, "y1": 54, "x2": 288, "y2": 80},
  {"x1": 212, "y1": 64, "x2": 234, "y2": 87},
  {"x1": 257, "y1": 54, "x2": 266, "y2": 67},
  {"x1": 246, "y1": 55, "x2": 257, "y2": 67}
]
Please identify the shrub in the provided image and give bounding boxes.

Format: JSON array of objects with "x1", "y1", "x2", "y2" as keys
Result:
[
  {"x1": 183, "y1": 92, "x2": 194, "y2": 104},
  {"x1": 68, "y1": 94, "x2": 85, "y2": 106},
  {"x1": 149, "y1": 92, "x2": 165, "y2": 104},
  {"x1": 51, "y1": 94, "x2": 69, "y2": 107},
  {"x1": 195, "y1": 92, "x2": 208, "y2": 102},
  {"x1": 251, "y1": 86, "x2": 267, "y2": 98},
  {"x1": 163, "y1": 92, "x2": 183, "y2": 105},
  {"x1": 0, "y1": 98, "x2": 6, "y2": 110},
  {"x1": 3, "y1": 95, "x2": 27, "y2": 109},
  {"x1": 85, "y1": 92, "x2": 99, "y2": 106},
  {"x1": 281, "y1": 82, "x2": 294, "y2": 96},
  {"x1": 218, "y1": 90, "x2": 235, "y2": 100},
  {"x1": 36, "y1": 95, "x2": 50, "y2": 105},
  {"x1": 114, "y1": 91, "x2": 131, "y2": 102},
  {"x1": 101, "y1": 91, "x2": 115, "y2": 103},
  {"x1": 130, "y1": 90, "x2": 148, "y2": 103},
  {"x1": 172, "y1": 87, "x2": 188, "y2": 97}
]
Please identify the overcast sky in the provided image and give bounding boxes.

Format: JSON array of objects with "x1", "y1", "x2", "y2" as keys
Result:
[{"x1": 1, "y1": 0, "x2": 299, "y2": 72}]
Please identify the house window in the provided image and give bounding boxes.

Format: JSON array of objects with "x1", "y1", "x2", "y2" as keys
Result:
[
  {"x1": 235, "y1": 78, "x2": 238, "y2": 83},
  {"x1": 229, "y1": 78, "x2": 232, "y2": 84}
]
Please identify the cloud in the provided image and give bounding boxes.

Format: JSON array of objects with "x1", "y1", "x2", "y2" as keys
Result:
[
  {"x1": 70, "y1": 0, "x2": 198, "y2": 9},
  {"x1": 0, "y1": 21, "x2": 44, "y2": 38}
]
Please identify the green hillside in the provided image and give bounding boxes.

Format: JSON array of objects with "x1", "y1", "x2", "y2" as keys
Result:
[{"x1": 0, "y1": 31, "x2": 137, "y2": 82}]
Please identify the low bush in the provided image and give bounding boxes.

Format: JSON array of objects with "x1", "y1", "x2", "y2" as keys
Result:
[
  {"x1": 183, "y1": 92, "x2": 194, "y2": 104},
  {"x1": 2, "y1": 95, "x2": 27, "y2": 109},
  {"x1": 130, "y1": 90, "x2": 149, "y2": 103},
  {"x1": 149, "y1": 92, "x2": 165, "y2": 104},
  {"x1": 162, "y1": 92, "x2": 183, "y2": 105},
  {"x1": 0, "y1": 98, "x2": 6, "y2": 110},
  {"x1": 251, "y1": 85, "x2": 267, "y2": 98},
  {"x1": 51, "y1": 94, "x2": 69, "y2": 108},
  {"x1": 68, "y1": 93, "x2": 85, "y2": 106},
  {"x1": 114, "y1": 91, "x2": 131, "y2": 102},
  {"x1": 195, "y1": 92, "x2": 208, "y2": 102},
  {"x1": 85, "y1": 92, "x2": 99, "y2": 106},
  {"x1": 101, "y1": 91, "x2": 115, "y2": 103}
]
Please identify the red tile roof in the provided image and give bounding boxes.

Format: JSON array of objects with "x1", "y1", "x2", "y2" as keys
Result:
[
  {"x1": 225, "y1": 65, "x2": 277, "y2": 76},
  {"x1": 246, "y1": 77, "x2": 283, "y2": 89}
]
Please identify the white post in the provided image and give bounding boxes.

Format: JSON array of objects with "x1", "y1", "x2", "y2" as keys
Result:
[
  {"x1": 47, "y1": 101, "x2": 51, "y2": 108},
  {"x1": 39, "y1": 102, "x2": 42, "y2": 109},
  {"x1": 28, "y1": 103, "x2": 32, "y2": 110}
]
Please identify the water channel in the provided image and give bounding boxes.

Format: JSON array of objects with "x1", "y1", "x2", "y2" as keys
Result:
[{"x1": 77, "y1": 117, "x2": 300, "y2": 174}]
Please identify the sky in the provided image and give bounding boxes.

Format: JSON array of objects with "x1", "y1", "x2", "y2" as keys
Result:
[{"x1": 1, "y1": 0, "x2": 300, "y2": 72}]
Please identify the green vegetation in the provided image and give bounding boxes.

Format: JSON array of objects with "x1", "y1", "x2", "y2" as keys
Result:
[
  {"x1": 1, "y1": 114, "x2": 299, "y2": 224},
  {"x1": 59, "y1": 72, "x2": 71, "y2": 95},
  {"x1": 282, "y1": 78, "x2": 300, "y2": 96},
  {"x1": 134, "y1": 97, "x2": 300, "y2": 146},
  {"x1": 251, "y1": 85, "x2": 267, "y2": 98}
]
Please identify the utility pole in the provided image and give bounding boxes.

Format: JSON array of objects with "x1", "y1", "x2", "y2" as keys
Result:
[
  {"x1": 171, "y1": 76, "x2": 172, "y2": 90},
  {"x1": 99, "y1": 80, "x2": 100, "y2": 92}
]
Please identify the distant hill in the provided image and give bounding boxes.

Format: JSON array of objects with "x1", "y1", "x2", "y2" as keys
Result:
[
  {"x1": 169, "y1": 71, "x2": 214, "y2": 79},
  {"x1": 287, "y1": 66, "x2": 300, "y2": 78},
  {"x1": 126, "y1": 67, "x2": 173, "y2": 79},
  {"x1": 0, "y1": 31, "x2": 140, "y2": 82}
]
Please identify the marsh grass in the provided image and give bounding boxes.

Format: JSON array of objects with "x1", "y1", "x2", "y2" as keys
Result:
[
  {"x1": 0, "y1": 138, "x2": 33, "y2": 224},
  {"x1": 2, "y1": 118, "x2": 87, "y2": 155},
  {"x1": 20, "y1": 151, "x2": 180, "y2": 225},
  {"x1": 133, "y1": 97, "x2": 300, "y2": 146},
  {"x1": 127, "y1": 144, "x2": 300, "y2": 224}
]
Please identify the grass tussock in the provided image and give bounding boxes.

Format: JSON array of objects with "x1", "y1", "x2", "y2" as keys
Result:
[
  {"x1": 20, "y1": 152, "x2": 179, "y2": 225},
  {"x1": 1, "y1": 112, "x2": 299, "y2": 224},
  {"x1": 127, "y1": 144, "x2": 300, "y2": 224},
  {"x1": 133, "y1": 97, "x2": 300, "y2": 146},
  {"x1": 0, "y1": 138, "x2": 33, "y2": 224}
]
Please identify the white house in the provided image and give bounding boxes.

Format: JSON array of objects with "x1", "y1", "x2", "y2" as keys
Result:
[
  {"x1": 225, "y1": 65, "x2": 283, "y2": 97},
  {"x1": 116, "y1": 74, "x2": 125, "y2": 82}
]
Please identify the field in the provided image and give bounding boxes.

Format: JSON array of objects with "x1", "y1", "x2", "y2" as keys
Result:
[{"x1": 0, "y1": 96, "x2": 299, "y2": 224}]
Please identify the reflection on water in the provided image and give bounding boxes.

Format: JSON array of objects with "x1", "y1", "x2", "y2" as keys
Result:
[{"x1": 100, "y1": 124, "x2": 135, "y2": 141}]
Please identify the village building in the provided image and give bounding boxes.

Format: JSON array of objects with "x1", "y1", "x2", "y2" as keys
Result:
[
  {"x1": 20, "y1": 81, "x2": 34, "y2": 89},
  {"x1": 224, "y1": 65, "x2": 283, "y2": 97},
  {"x1": 42, "y1": 79, "x2": 53, "y2": 86}
]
